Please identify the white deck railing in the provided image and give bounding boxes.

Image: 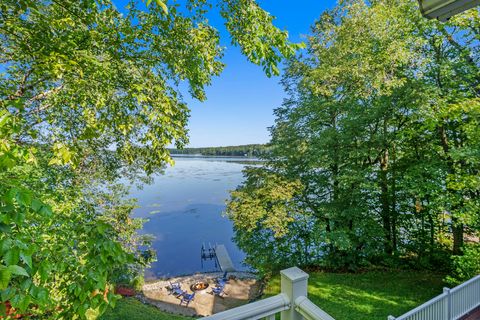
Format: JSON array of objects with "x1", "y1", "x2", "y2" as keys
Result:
[
  {"x1": 203, "y1": 293, "x2": 289, "y2": 320},
  {"x1": 202, "y1": 267, "x2": 335, "y2": 320},
  {"x1": 200, "y1": 267, "x2": 479, "y2": 320},
  {"x1": 295, "y1": 296, "x2": 335, "y2": 320},
  {"x1": 388, "y1": 274, "x2": 480, "y2": 320}
]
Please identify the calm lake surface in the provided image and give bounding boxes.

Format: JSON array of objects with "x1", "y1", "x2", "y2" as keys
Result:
[{"x1": 129, "y1": 156, "x2": 257, "y2": 279}]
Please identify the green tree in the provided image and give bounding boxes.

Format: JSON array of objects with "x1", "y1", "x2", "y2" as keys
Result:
[
  {"x1": 227, "y1": 0, "x2": 480, "y2": 274},
  {"x1": 1, "y1": 0, "x2": 301, "y2": 318}
]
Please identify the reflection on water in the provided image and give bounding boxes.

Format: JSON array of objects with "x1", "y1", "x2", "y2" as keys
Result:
[{"x1": 130, "y1": 157, "x2": 255, "y2": 279}]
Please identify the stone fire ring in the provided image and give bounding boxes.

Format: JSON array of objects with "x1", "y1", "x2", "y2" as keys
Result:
[{"x1": 190, "y1": 281, "x2": 209, "y2": 292}]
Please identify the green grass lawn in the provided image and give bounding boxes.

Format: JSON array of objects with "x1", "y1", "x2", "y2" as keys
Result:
[
  {"x1": 100, "y1": 270, "x2": 444, "y2": 320},
  {"x1": 99, "y1": 298, "x2": 189, "y2": 320},
  {"x1": 263, "y1": 270, "x2": 445, "y2": 320}
]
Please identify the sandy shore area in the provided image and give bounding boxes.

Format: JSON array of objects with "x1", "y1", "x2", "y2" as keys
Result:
[{"x1": 140, "y1": 271, "x2": 261, "y2": 317}]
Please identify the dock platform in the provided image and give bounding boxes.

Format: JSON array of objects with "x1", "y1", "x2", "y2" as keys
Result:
[{"x1": 214, "y1": 244, "x2": 235, "y2": 272}]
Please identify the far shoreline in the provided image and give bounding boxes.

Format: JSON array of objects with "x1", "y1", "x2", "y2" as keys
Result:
[
  {"x1": 170, "y1": 154, "x2": 265, "y2": 164},
  {"x1": 171, "y1": 153, "x2": 261, "y2": 158}
]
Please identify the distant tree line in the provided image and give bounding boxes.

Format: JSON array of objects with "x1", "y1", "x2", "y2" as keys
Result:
[
  {"x1": 226, "y1": 0, "x2": 480, "y2": 284},
  {"x1": 169, "y1": 144, "x2": 270, "y2": 157}
]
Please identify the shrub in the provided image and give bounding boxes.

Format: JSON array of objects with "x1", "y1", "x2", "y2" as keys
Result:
[{"x1": 445, "y1": 243, "x2": 480, "y2": 286}]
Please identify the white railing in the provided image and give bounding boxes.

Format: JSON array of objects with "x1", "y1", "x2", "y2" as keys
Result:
[
  {"x1": 388, "y1": 274, "x2": 480, "y2": 320},
  {"x1": 203, "y1": 293, "x2": 289, "y2": 320},
  {"x1": 202, "y1": 267, "x2": 336, "y2": 320},
  {"x1": 295, "y1": 296, "x2": 335, "y2": 320},
  {"x1": 450, "y1": 274, "x2": 480, "y2": 318}
]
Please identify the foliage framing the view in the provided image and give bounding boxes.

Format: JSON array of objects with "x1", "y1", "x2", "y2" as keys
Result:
[
  {"x1": 227, "y1": 0, "x2": 480, "y2": 277},
  {"x1": 0, "y1": 0, "x2": 300, "y2": 318}
]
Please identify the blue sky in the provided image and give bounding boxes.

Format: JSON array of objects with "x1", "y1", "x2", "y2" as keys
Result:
[
  {"x1": 115, "y1": 1, "x2": 336, "y2": 147},
  {"x1": 183, "y1": 1, "x2": 336, "y2": 147}
]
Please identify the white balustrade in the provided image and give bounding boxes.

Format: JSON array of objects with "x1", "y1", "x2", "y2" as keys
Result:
[
  {"x1": 202, "y1": 293, "x2": 289, "y2": 320},
  {"x1": 388, "y1": 274, "x2": 480, "y2": 320},
  {"x1": 295, "y1": 296, "x2": 335, "y2": 320},
  {"x1": 200, "y1": 267, "x2": 480, "y2": 320},
  {"x1": 202, "y1": 266, "x2": 335, "y2": 320}
]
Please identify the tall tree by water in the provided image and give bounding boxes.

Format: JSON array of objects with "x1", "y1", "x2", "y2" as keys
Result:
[{"x1": 227, "y1": 0, "x2": 480, "y2": 277}]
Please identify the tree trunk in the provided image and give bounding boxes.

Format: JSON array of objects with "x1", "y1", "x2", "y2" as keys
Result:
[
  {"x1": 438, "y1": 124, "x2": 465, "y2": 255},
  {"x1": 391, "y1": 144, "x2": 397, "y2": 253},
  {"x1": 452, "y1": 222, "x2": 464, "y2": 255},
  {"x1": 380, "y1": 149, "x2": 392, "y2": 255}
]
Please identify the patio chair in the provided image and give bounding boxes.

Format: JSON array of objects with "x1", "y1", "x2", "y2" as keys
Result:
[
  {"x1": 179, "y1": 292, "x2": 195, "y2": 307},
  {"x1": 167, "y1": 281, "x2": 185, "y2": 297},
  {"x1": 169, "y1": 281, "x2": 181, "y2": 290},
  {"x1": 210, "y1": 284, "x2": 228, "y2": 297},
  {"x1": 216, "y1": 271, "x2": 228, "y2": 286},
  {"x1": 172, "y1": 287, "x2": 186, "y2": 297}
]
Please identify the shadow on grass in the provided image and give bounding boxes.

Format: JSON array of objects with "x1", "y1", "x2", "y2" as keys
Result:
[{"x1": 264, "y1": 270, "x2": 446, "y2": 320}]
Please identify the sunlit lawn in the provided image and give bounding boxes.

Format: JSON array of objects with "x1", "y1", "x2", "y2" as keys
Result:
[
  {"x1": 100, "y1": 270, "x2": 445, "y2": 320},
  {"x1": 99, "y1": 298, "x2": 189, "y2": 320},
  {"x1": 263, "y1": 270, "x2": 445, "y2": 320}
]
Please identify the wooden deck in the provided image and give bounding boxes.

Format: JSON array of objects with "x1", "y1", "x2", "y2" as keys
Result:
[
  {"x1": 460, "y1": 306, "x2": 480, "y2": 320},
  {"x1": 214, "y1": 245, "x2": 235, "y2": 272}
]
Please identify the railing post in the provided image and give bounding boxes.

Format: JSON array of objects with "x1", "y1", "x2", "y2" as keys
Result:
[
  {"x1": 280, "y1": 267, "x2": 309, "y2": 320},
  {"x1": 387, "y1": 316, "x2": 396, "y2": 320},
  {"x1": 443, "y1": 287, "x2": 451, "y2": 320}
]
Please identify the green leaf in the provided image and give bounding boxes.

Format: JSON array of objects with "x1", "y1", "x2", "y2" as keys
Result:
[
  {"x1": 155, "y1": 0, "x2": 168, "y2": 14},
  {"x1": 0, "y1": 223, "x2": 10, "y2": 233},
  {"x1": 20, "y1": 278, "x2": 32, "y2": 291},
  {"x1": 0, "y1": 267, "x2": 11, "y2": 290},
  {"x1": 1, "y1": 287, "x2": 15, "y2": 302},
  {"x1": 36, "y1": 288, "x2": 48, "y2": 305},
  {"x1": 37, "y1": 263, "x2": 49, "y2": 281},
  {"x1": 31, "y1": 199, "x2": 43, "y2": 212},
  {"x1": 17, "y1": 294, "x2": 30, "y2": 312},
  {"x1": 60, "y1": 146, "x2": 72, "y2": 164},
  {"x1": 4, "y1": 248, "x2": 20, "y2": 266},
  {"x1": 0, "y1": 302, "x2": 6, "y2": 317},
  {"x1": 8, "y1": 265, "x2": 29, "y2": 277},
  {"x1": 0, "y1": 110, "x2": 9, "y2": 128},
  {"x1": 13, "y1": 211, "x2": 25, "y2": 225},
  {"x1": 96, "y1": 222, "x2": 109, "y2": 234},
  {"x1": 39, "y1": 205, "x2": 52, "y2": 217},
  {"x1": 10, "y1": 293, "x2": 28, "y2": 312},
  {"x1": 48, "y1": 157, "x2": 60, "y2": 166},
  {"x1": 85, "y1": 307, "x2": 100, "y2": 320},
  {"x1": 0, "y1": 239, "x2": 12, "y2": 254},
  {"x1": 16, "y1": 191, "x2": 32, "y2": 206},
  {"x1": 20, "y1": 251, "x2": 32, "y2": 268},
  {"x1": 0, "y1": 205, "x2": 13, "y2": 213},
  {"x1": 74, "y1": 285, "x2": 81, "y2": 297},
  {"x1": 6, "y1": 188, "x2": 18, "y2": 205}
]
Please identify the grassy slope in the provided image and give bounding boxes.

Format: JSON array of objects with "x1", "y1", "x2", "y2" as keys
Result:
[
  {"x1": 99, "y1": 298, "x2": 189, "y2": 320},
  {"x1": 100, "y1": 270, "x2": 444, "y2": 320},
  {"x1": 263, "y1": 270, "x2": 445, "y2": 320}
]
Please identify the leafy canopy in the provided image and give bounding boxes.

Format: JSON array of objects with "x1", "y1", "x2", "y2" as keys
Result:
[
  {"x1": 0, "y1": 0, "x2": 301, "y2": 318},
  {"x1": 227, "y1": 0, "x2": 480, "y2": 275}
]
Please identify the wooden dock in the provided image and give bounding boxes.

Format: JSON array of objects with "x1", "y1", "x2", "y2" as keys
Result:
[{"x1": 214, "y1": 244, "x2": 235, "y2": 272}]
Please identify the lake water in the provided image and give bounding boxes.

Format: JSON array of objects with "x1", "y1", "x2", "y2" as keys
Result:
[{"x1": 129, "y1": 156, "x2": 256, "y2": 279}]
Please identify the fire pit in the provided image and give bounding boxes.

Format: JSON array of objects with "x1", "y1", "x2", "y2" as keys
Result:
[{"x1": 190, "y1": 281, "x2": 209, "y2": 292}]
